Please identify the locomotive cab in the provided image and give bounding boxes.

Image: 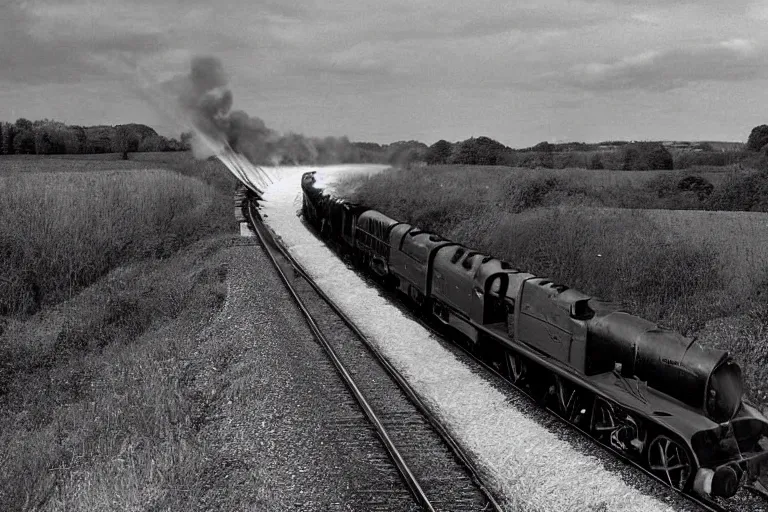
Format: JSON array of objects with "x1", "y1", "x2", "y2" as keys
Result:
[{"x1": 516, "y1": 278, "x2": 595, "y2": 372}]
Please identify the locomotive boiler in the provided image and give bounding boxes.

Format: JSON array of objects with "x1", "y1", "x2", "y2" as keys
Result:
[{"x1": 299, "y1": 170, "x2": 768, "y2": 501}]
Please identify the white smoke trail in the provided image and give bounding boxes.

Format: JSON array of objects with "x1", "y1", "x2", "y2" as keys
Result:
[{"x1": 129, "y1": 60, "x2": 273, "y2": 196}]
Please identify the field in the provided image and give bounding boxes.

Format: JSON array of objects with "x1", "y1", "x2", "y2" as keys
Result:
[
  {"x1": 0, "y1": 153, "x2": 243, "y2": 511},
  {"x1": 335, "y1": 165, "x2": 768, "y2": 409}
]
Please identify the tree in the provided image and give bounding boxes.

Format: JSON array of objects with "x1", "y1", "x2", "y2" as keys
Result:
[
  {"x1": 588, "y1": 153, "x2": 604, "y2": 170},
  {"x1": 0, "y1": 122, "x2": 12, "y2": 154},
  {"x1": 621, "y1": 143, "x2": 673, "y2": 170},
  {"x1": 180, "y1": 131, "x2": 194, "y2": 151},
  {"x1": 425, "y1": 140, "x2": 452, "y2": 165},
  {"x1": 13, "y1": 130, "x2": 35, "y2": 154},
  {"x1": 67, "y1": 125, "x2": 87, "y2": 154},
  {"x1": 138, "y1": 135, "x2": 170, "y2": 152},
  {"x1": 14, "y1": 118, "x2": 33, "y2": 133},
  {"x1": 747, "y1": 125, "x2": 768, "y2": 152},
  {"x1": 532, "y1": 141, "x2": 554, "y2": 153},
  {"x1": 113, "y1": 125, "x2": 140, "y2": 159},
  {"x1": 34, "y1": 128, "x2": 54, "y2": 154}
]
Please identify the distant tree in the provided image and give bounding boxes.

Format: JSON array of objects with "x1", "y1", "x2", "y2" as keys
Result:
[
  {"x1": 449, "y1": 138, "x2": 478, "y2": 164},
  {"x1": 747, "y1": 125, "x2": 768, "y2": 152},
  {"x1": 165, "y1": 138, "x2": 183, "y2": 152},
  {"x1": 0, "y1": 122, "x2": 11, "y2": 154},
  {"x1": 138, "y1": 135, "x2": 170, "y2": 152},
  {"x1": 448, "y1": 136, "x2": 509, "y2": 165},
  {"x1": 34, "y1": 128, "x2": 54, "y2": 154},
  {"x1": 14, "y1": 118, "x2": 33, "y2": 133},
  {"x1": 180, "y1": 131, "x2": 194, "y2": 151},
  {"x1": 532, "y1": 141, "x2": 554, "y2": 153},
  {"x1": 475, "y1": 136, "x2": 508, "y2": 165},
  {"x1": 621, "y1": 143, "x2": 673, "y2": 170},
  {"x1": 67, "y1": 125, "x2": 87, "y2": 154},
  {"x1": 113, "y1": 125, "x2": 140, "y2": 159},
  {"x1": 425, "y1": 140, "x2": 452, "y2": 165},
  {"x1": 5, "y1": 123, "x2": 15, "y2": 154},
  {"x1": 588, "y1": 153, "x2": 604, "y2": 170},
  {"x1": 13, "y1": 130, "x2": 35, "y2": 154},
  {"x1": 33, "y1": 122, "x2": 70, "y2": 154}
]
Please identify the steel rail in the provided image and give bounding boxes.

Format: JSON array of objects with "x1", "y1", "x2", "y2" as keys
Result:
[
  {"x1": 247, "y1": 201, "x2": 504, "y2": 512},
  {"x1": 246, "y1": 204, "x2": 437, "y2": 512}
]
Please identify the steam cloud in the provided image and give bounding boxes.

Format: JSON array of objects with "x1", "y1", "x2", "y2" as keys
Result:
[{"x1": 175, "y1": 56, "x2": 359, "y2": 165}]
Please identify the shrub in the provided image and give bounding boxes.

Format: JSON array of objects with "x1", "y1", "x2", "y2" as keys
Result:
[
  {"x1": 621, "y1": 143, "x2": 674, "y2": 170},
  {"x1": 706, "y1": 169, "x2": 768, "y2": 212},
  {"x1": 677, "y1": 175, "x2": 714, "y2": 200},
  {"x1": 747, "y1": 124, "x2": 768, "y2": 152}
]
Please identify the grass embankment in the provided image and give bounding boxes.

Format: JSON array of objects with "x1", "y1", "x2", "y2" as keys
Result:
[
  {"x1": 336, "y1": 166, "x2": 768, "y2": 407},
  {"x1": 0, "y1": 153, "x2": 258, "y2": 510},
  {"x1": 0, "y1": 154, "x2": 234, "y2": 315}
]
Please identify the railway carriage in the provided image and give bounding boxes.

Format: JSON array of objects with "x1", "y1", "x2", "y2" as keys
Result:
[{"x1": 299, "y1": 172, "x2": 768, "y2": 501}]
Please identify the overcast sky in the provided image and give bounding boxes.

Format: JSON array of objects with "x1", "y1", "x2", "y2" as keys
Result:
[{"x1": 1, "y1": 0, "x2": 767, "y2": 147}]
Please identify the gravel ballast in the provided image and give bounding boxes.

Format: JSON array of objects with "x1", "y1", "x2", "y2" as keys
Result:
[{"x1": 190, "y1": 237, "x2": 422, "y2": 511}]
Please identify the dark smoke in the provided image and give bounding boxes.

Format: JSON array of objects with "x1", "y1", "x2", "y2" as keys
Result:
[{"x1": 174, "y1": 56, "x2": 364, "y2": 165}]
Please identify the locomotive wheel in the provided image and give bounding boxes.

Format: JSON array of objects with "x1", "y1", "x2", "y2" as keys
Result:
[
  {"x1": 648, "y1": 435, "x2": 695, "y2": 491},
  {"x1": 554, "y1": 376, "x2": 586, "y2": 425},
  {"x1": 505, "y1": 352, "x2": 527, "y2": 384},
  {"x1": 590, "y1": 398, "x2": 617, "y2": 441}
]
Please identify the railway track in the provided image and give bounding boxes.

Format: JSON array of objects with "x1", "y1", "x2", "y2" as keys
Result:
[{"x1": 246, "y1": 201, "x2": 502, "y2": 512}]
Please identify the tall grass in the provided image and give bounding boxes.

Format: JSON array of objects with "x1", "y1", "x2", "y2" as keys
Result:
[
  {"x1": 0, "y1": 168, "x2": 232, "y2": 315},
  {"x1": 0, "y1": 237, "x2": 234, "y2": 512},
  {"x1": 0, "y1": 155, "x2": 257, "y2": 511}
]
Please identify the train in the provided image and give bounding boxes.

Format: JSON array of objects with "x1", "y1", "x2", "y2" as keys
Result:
[{"x1": 299, "y1": 170, "x2": 768, "y2": 500}]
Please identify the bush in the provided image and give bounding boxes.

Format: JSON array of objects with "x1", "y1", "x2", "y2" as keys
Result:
[
  {"x1": 677, "y1": 175, "x2": 714, "y2": 200},
  {"x1": 587, "y1": 153, "x2": 603, "y2": 170},
  {"x1": 706, "y1": 169, "x2": 768, "y2": 212},
  {"x1": 621, "y1": 143, "x2": 674, "y2": 170},
  {"x1": 747, "y1": 124, "x2": 768, "y2": 152}
]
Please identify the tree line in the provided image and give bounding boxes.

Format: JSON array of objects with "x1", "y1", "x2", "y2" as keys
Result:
[
  {"x1": 418, "y1": 124, "x2": 768, "y2": 171},
  {"x1": 0, "y1": 119, "x2": 190, "y2": 157}
]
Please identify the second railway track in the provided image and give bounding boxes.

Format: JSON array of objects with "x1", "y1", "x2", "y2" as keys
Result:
[{"x1": 247, "y1": 202, "x2": 502, "y2": 512}]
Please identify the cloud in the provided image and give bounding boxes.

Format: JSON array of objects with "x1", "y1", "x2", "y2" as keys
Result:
[
  {"x1": 563, "y1": 40, "x2": 768, "y2": 91},
  {"x1": 0, "y1": 1, "x2": 167, "y2": 85}
]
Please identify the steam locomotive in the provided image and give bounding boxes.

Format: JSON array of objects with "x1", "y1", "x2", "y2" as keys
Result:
[{"x1": 299, "y1": 171, "x2": 768, "y2": 500}]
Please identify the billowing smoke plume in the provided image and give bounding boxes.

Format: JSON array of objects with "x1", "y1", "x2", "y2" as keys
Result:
[{"x1": 175, "y1": 56, "x2": 360, "y2": 165}]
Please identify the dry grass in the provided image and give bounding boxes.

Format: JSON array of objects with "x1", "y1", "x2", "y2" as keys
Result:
[
  {"x1": 0, "y1": 235, "x2": 233, "y2": 512},
  {"x1": 0, "y1": 153, "x2": 253, "y2": 511},
  {"x1": 0, "y1": 159, "x2": 235, "y2": 315},
  {"x1": 336, "y1": 166, "x2": 768, "y2": 407}
]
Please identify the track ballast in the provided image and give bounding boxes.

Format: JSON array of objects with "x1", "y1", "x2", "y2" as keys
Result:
[{"x1": 247, "y1": 201, "x2": 501, "y2": 512}]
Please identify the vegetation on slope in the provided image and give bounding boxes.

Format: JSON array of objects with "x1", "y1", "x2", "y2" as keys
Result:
[
  {"x1": 0, "y1": 153, "x2": 235, "y2": 316},
  {"x1": 0, "y1": 153, "x2": 263, "y2": 511}
]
